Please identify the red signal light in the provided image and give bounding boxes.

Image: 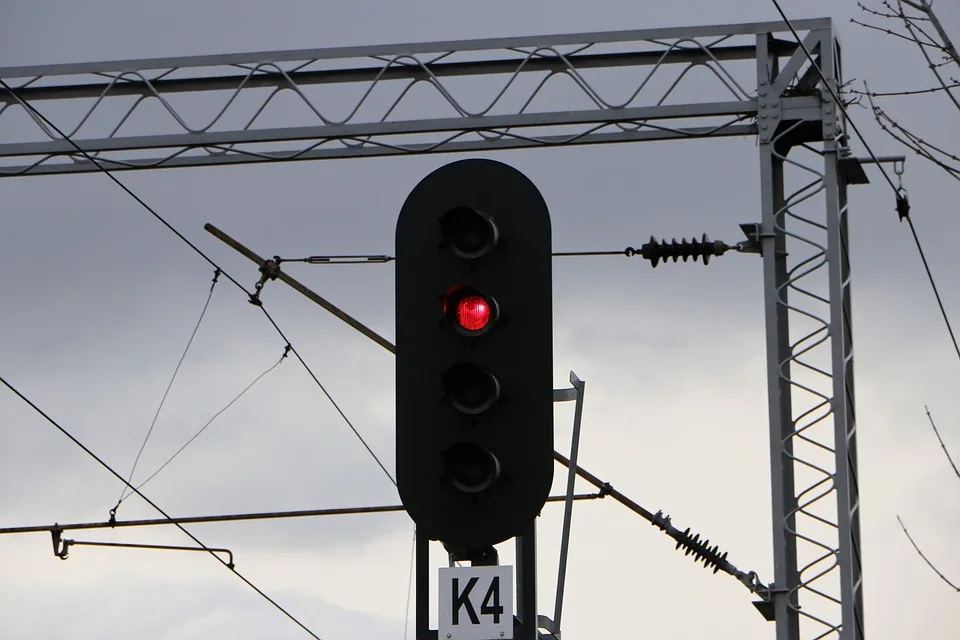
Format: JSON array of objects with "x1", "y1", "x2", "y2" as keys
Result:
[
  {"x1": 456, "y1": 295, "x2": 492, "y2": 331},
  {"x1": 444, "y1": 287, "x2": 498, "y2": 335}
]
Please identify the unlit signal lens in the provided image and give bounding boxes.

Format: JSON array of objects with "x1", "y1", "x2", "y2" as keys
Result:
[
  {"x1": 445, "y1": 443, "x2": 500, "y2": 494},
  {"x1": 440, "y1": 207, "x2": 498, "y2": 259},
  {"x1": 443, "y1": 363, "x2": 500, "y2": 414}
]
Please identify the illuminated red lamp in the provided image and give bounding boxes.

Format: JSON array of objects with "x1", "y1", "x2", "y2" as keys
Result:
[
  {"x1": 456, "y1": 295, "x2": 492, "y2": 332},
  {"x1": 443, "y1": 286, "x2": 498, "y2": 335}
]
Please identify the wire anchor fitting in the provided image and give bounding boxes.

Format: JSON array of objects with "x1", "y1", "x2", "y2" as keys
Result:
[
  {"x1": 249, "y1": 256, "x2": 282, "y2": 306},
  {"x1": 893, "y1": 160, "x2": 911, "y2": 222}
]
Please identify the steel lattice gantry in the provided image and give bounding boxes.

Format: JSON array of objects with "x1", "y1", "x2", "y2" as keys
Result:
[{"x1": 0, "y1": 18, "x2": 864, "y2": 640}]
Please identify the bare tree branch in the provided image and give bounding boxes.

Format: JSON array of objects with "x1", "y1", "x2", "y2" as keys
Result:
[
  {"x1": 858, "y1": 0, "x2": 960, "y2": 598},
  {"x1": 851, "y1": 17, "x2": 941, "y2": 45},
  {"x1": 916, "y1": 0, "x2": 960, "y2": 69},
  {"x1": 897, "y1": 516, "x2": 960, "y2": 592},
  {"x1": 909, "y1": 22, "x2": 950, "y2": 50},
  {"x1": 899, "y1": 4, "x2": 960, "y2": 113},
  {"x1": 898, "y1": 0, "x2": 928, "y2": 12},
  {"x1": 856, "y1": 1, "x2": 959, "y2": 68},
  {"x1": 883, "y1": 116, "x2": 960, "y2": 177},
  {"x1": 925, "y1": 406, "x2": 960, "y2": 480},
  {"x1": 855, "y1": 4, "x2": 960, "y2": 176},
  {"x1": 876, "y1": 115, "x2": 960, "y2": 180},
  {"x1": 858, "y1": 1, "x2": 919, "y2": 20},
  {"x1": 865, "y1": 84, "x2": 960, "y2": 180},
  {"x1": 853, "y1": 82, "x2": 960, "y2": 97}
]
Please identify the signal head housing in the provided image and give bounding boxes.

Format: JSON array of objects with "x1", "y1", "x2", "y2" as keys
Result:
[{"x1": 395, "y1": 158, "x2": 554, "y2": 549}]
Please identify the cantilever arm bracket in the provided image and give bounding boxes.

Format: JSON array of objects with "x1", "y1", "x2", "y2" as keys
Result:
[{"x1": 47, "y1": 532, "x2": 235, "y2": 568}]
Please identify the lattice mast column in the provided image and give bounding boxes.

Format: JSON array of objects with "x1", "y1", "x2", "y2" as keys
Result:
[
  {"x1": 757, "y1": 31, "x2": 802, "y2": 640},
  {"x1": 821, "y1": 30, "x2": 864, "y2": 640},
  {"x1": 757, "y1": 22, "x2": 863, "y2": 640}
]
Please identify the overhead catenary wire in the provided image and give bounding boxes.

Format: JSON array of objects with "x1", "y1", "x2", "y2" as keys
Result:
[
  {"x1": 116, "y1": 268, "x2": 221, "y2": 511},
  {"x1": 271, "y1": 241, "x2": 742, "y2": 262},
  {"x1": 770, "y1": 0, "x2": 960, "y2": 367},
  {"x1": 258, "y1": 304, "x2": 397, "y2": 487},
  {"x1": 0, "y1": 373, "x2": 324, "y2": 640},
  {"x1": 270, "y1": 249, "x2": 643, "y2": 261},
  {"x1": 0, "y1": 77, "x2": 396, "y2": 491},
  {"x1": 0, "y1": 493, "x2": 604, "y2": 536},
  {"x1": 116, "y1": 344, "x2": 292, "y2": 507}
]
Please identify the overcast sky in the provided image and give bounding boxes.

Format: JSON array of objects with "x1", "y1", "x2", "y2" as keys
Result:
[{"x1": 1, "y1": 1, "x2": 959, "y2": 639}]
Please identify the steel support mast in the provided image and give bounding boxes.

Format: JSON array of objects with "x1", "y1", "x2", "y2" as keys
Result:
[{"x1": 0, "y1": 18, "x2": 864, "y2": 640}]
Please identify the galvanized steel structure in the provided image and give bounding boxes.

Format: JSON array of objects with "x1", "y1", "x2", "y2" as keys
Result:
[{"x1": 0, "y1": 18, "x2": 863, "y2": 640}]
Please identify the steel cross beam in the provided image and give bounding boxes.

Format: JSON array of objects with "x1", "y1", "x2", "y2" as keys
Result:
[
  {"x1": 0, "y1": 19, "x2": 830, "y2": 177},
  {"x1": 0, "y1": 16, "x2": 865, "y2": 640}
]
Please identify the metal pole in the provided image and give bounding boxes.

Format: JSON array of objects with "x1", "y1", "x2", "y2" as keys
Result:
[
  {"x1": 415, "y1": 533, "x2": 436, "y2": 640},
  {"x1": 554, "y1": 371, "x2": 586, "y2": 631},
  {"x1": 822, "y1": 34, "x2": 865, "y2": 640},
  {"x1": 757, "y1": 32, "x2": 801, "y2": 640},
  {"x1": 515, "y1": 520, "x2": 538, "y2": 640}
]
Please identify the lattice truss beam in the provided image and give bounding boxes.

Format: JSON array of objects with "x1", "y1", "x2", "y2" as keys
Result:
[{"x1": 1, "y1": 18, "x2": 830, "y2": 176}]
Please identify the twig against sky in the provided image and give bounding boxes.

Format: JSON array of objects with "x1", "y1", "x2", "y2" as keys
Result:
[
  {"x1": 865, "y1": 88, "x2": 960, "y2": 181},
  {"x1": 897, "y1": 515, "x2": 960, "y2": 592},
  {"x1": 924, "y1": 406, "x2": 960, "y2": 481},
  {"x1": 854, "y1": 1, "x2": 960, "y2": 181}
]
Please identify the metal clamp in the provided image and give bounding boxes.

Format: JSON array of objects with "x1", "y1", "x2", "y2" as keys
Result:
[
  {"x1": 735, "y1": 223, "x2": 764, "y2": 255},
  {"x1": 249, "y1": 256, "x2": 282, "y2": 306}
]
